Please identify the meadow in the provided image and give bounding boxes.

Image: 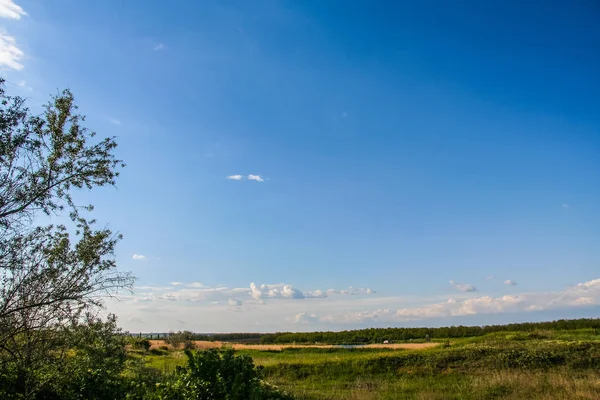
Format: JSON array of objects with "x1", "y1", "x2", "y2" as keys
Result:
[{"x1": 133, "y1": 327, "x2": 600, "y2": 399}]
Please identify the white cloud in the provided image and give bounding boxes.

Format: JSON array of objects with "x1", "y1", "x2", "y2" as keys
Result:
[
  {"x1": 327, "y1": 287, "x2": 375, "y2": 296},
  {"x1": 0, "y1": 1, "x2": 26, "y2": 19},
  {"x1": 134, "y1": 281, "x2": 374, "y2": 305},
  {"x1": 153, "y1": 43, "x2": 165, "y2": 51},
  {"x1": 486, "y1": 276, "x2": 495, "y2": 280},
  {"x1": 109, "y1": 278, "x2": 600, "y2": 332},
  {"x1": 562, "y1": 204, "x2": 570, "y2": 209},
  {"x1": 128, "y1": 317, "x2": 144, "y2": 324},
  {"x1": 250, "y1": 282, "x2": 305, "y2": 299},
  {"x1": 320, "y1": 278, "x2": 600, "y2": 325},
  {"x1": 186, "y1": 282, "x2": 206, "y2": 288},
  {"x1": 228, "y1": 298, "x2": 242, "y2": 306},
  {"x1": 0, "y1": 34, "x2": 24, "y2": 70},
  {"x1": 248, "y1": 174, "x2": 264, "y2": 182},
  {"x1": 0, "y1": 2, "x2": 25, "y2": 71},
  {"x1": 305, "y1": 290, "x2": 327, "y2": 298},
  {"x1": 450, "y1": 280, "x2": 477, "y2": 292},
  {"x1": 504, "y1": 280, "x2": 517, "y2": 286},
  {"x1": 291, "y1": 312, "x2": 319, "y2": 324},
  {"x1": 132, "y1": 254, "x2": 146, "y2": 260},
  {"x1": 17, "y1": 79, "x2": 31, "y2": 91},
  {"x1": 226, "y1": 175, "x2": 243, "y2": 181},
  {"x1": 107, "y1": 117, "x2": 121, "y2": 125}
]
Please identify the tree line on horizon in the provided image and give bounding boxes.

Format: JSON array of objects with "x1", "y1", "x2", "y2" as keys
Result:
[{"x1": 259, "y1": 318, "x2": 600, "y2": 344}]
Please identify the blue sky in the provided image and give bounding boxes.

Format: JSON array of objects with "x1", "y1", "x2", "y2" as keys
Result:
[{"x1": 2, "y1": 0, "x2": 599, "y2": 332}]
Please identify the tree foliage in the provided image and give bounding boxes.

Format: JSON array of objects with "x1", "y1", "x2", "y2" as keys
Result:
[{"x1": 0, "y1": 78, "x2": 133, "y2": 398}]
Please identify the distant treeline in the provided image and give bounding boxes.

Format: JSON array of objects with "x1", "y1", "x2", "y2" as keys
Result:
[
  {"x1": 129, "y1": 332, "x2": 264, "y2": 341},
  {"x1": 190, "y1": 333, "x2": 263, "y2": 342},
  {"x1": 259, "y1": 318, "x2": 600, "y2": 344}
]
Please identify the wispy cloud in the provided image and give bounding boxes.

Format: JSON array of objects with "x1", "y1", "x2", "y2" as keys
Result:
[
  {"x1": 291, "y1": 312, "x2": 319, "y2": 324},
  {"x1": 107, "y1": 117, "x2": 121, "y2": 125},
  {"x1": 226, "y1": 175, "x2": 243, "y2": 181},
  {"x1": 504, "y1": 280, "x2": 517, "y2": 286},
  {"x1": 186, "y1": 282, "x2": 206, "y2": 288},
  {"x1": 17, "y1": 79, "x2": 31, "y2": 91},
  {"x1": 153, "y1": 43, "x2": 165, "y2": 51},
  {"x1": 326, "y1": 287, "x2": 375, "y2": 296},
  {"x1": 320, "y1": 278, "x2": 600, "y2": 325},
  {"x1": 450, "y1": 280, "x2": 477, "y2": 292},
  {"x1": 0, "y1": 1, "x2": 25, "y2": 71},
  {"x1": 111, "y1": 277, "x2": 600, "y2": 332},
  {"x1": 0, "y1": 34, "x2": 24, "y2": 70},
  {"x1": 0, "y1": 0, "x2": 26, "y2": 19},
  {"x1": 132, "y1": 254, "x2": 146, "y2": 260},
  {"x1": 562, "y1": 204, "x2": 570, "y2": 209},
  {"x1": 305, "y1": 290, "x2": 327, "y2": 298},
  {"x1": 123, "y1": 282, "x2": 377, "y2": 305},
  {"x1": 248, "y1": 174, "x2": 264, "y2": 182},
  {"x1": 128, "y1": 317, "x2": 144, "y2": 324}
]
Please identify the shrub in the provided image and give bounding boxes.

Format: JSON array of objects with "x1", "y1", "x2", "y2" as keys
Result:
[
  {"x1": 166, "y1": 331, "x2": 195, "y2": 350},
  {"x1": 156, "y1": 349, "x2": 293, "y2": 400}
]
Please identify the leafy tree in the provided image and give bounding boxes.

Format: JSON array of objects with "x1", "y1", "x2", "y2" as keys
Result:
[{"x1": 0, "y1": 78, "x2": 133, "y2": 398}]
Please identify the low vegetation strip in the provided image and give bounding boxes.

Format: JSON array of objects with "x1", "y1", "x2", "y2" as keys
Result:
[{"x1": 148, "y1": 340, "x2": 439, "y2": 351}]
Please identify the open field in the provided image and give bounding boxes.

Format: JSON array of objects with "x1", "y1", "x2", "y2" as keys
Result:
[
  {"x1": 136, "y1": 328, "x2": 600, "y2": 399},
  {"x1": 148, "y1": 339, "x2": 439, "y2": 351}
]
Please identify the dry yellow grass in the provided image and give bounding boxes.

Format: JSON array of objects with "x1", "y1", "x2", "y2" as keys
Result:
[{"x1": 148, "y1": 340, "x2": 438, "y2": 351}]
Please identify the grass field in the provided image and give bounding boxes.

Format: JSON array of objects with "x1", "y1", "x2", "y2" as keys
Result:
[{"x1": 135, "y1": 329, "x2": 600, "y2": 399}]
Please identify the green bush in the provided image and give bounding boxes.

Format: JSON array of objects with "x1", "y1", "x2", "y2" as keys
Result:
[
  {"x1": 166, "y1": 331, "x2": 195, "y2": 350},
  {"x1": 155, "y1": 349, "x2": 293, "y2": 400}
]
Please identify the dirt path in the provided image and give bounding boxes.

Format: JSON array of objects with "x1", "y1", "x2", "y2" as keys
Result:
[{"x1": 149, "y1": 340, "x2": 439, "y2": 351}]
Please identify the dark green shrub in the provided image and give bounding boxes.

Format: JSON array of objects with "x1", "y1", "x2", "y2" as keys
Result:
[{"x1": 156, "y1": 349, "x2": 293, "y2": 399}]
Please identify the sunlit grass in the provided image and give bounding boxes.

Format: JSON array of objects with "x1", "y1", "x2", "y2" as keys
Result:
[{"x1": 133, "y1": 329, "x2": 600, "y2": 399}]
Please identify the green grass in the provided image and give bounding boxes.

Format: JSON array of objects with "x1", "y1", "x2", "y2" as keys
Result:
[{"x1": 136, "y1": 329, "x2": 600, "y2": 399}]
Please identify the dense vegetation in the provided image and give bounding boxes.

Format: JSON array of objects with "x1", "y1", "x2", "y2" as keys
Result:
[{"x1": 260, "y1": 318, "x2": 600, "y2": 344}]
